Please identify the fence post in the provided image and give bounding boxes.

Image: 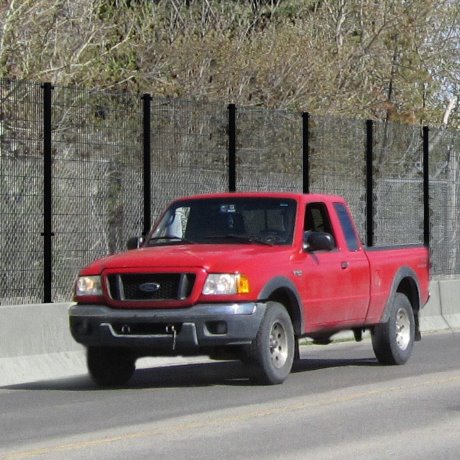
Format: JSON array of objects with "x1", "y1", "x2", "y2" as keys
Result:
[
  {"x1": 302, "y1": 112, "x2": 310, "y2": 194},
  {"x1": 228, "y1": 104, "x2": 236, "y2": 192},
  {"x1": 366, "y1": 119, "x2": 374, "y2": 247},
  {"x1": 142, "y1": 93, "x2": 152, "y2": 237},
  {"x1": 42, "y1": 82, "x2": 54, "y2": 303},
  {"x1": 423, "y1": 126, "x2": 430, "y2": 249}
]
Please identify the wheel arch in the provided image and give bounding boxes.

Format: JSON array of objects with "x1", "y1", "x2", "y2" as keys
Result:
[
  {"x1": 258, "y1": 277, "x2": 304, "y2": 337},
  {"x1": 382, "y1": 267, "x2": 422, "y2": 340}
]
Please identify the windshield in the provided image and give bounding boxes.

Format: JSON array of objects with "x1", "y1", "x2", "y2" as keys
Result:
[{"x1": 148, "y1": 197, "x2": 297, "y2": 246}]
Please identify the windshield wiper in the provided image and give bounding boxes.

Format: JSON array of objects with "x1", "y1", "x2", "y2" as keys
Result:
[
  {"x1": 147, "y1": 236, "x2": 194, "y2": 245},
  {"x1": 205, "y1": 234, "x2": 274, "y2": 246}
]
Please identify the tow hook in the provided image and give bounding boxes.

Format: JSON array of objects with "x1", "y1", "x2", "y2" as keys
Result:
[{"x1": 166, "y1": 324, "x2": 177, "y2": 351}]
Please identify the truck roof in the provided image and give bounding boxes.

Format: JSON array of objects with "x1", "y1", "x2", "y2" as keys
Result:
[{"x1": 174, "y1": 191, "x2": 347, "y2": 204}]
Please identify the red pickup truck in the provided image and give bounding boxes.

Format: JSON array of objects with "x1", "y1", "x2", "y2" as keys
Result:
[{"x1": 70, "y1": 192, "x2": 430, "y2": 386}]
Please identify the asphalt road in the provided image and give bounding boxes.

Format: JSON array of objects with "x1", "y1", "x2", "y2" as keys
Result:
[{"x1": 1, "y1": 331, "x2": 459, "y2": 459}]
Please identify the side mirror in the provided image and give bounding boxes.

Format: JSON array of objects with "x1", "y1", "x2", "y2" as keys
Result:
[
  {"x1": 127, "y1": 236, "x2": 144, "y2": 250},
  {"x1": 304, "y1": 231, "x2": 335, "y2": 252}
]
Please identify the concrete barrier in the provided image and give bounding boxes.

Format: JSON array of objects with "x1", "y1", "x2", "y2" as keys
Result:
[
  {"x1": 437, "y1": 278, "x2": 460, "y2": 330},
  {"x1": 0, "y1": 303, "x2": 86, "y2": 386},
  {"x1": 419, "y1": 279, "x2": 450, "y2": 332},
  {"x1": 0, "y1": 278, "x2": 458, "y2": 387}
]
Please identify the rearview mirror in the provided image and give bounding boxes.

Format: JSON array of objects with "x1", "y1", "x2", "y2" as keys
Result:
[{"x1": 127, "y1": 236, "x2": 144, "y2": 250}]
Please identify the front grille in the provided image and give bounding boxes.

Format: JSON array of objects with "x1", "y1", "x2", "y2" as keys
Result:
[{"x1": 107, "y1": 273, "x2": 196, "y2": 301}]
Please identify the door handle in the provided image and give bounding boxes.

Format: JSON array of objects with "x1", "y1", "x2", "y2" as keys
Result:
[{"x1": 341, "y1": 261, "x2": 349, "y2": 270}]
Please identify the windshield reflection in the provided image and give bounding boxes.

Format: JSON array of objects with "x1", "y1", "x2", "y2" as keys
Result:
[{"x1": 148, "y1": 197, "x2": 296, "y2": 246}]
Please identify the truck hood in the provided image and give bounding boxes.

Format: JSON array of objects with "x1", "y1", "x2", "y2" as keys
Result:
[{"x1": 81, "y1": 243, "x2": 293, "y2": 274}]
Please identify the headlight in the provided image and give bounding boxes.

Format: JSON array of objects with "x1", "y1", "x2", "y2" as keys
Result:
[
  {"x1": 202, "y1": 274, "x2": 250, "y2": 295},
  {"x1": 75, "y1": 276, "x2": 102, "y2": 297}
]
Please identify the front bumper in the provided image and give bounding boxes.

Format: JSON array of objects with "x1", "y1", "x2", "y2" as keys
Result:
[{"x1": 69, "y1": 302, "x2": 266, "y2": 353}]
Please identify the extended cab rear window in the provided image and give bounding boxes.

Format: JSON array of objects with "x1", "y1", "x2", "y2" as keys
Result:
[
  {"x1": 334, "y1": 203, "x2": 360, "y2": 251},
  {"x1": 149, "y1": 197, "x2": 297, "y2": 245}
]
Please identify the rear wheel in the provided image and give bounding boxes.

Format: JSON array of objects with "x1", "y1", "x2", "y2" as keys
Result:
[
  {"x1": 87, "y1": 347, "x2": 135, "y2": 387},
  {"x1": 248, "y1": 301, "x2": 295, "y2": 385},
  {"x1": 372, "y1": 293, "x2": 415, "y2": 365}
]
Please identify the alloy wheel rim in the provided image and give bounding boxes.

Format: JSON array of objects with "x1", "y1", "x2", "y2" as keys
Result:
[
  {"x1": 395, "y1": 307, "x2": 411, "y2": 350},
  {"x1": 269, "y1": 320, "x2": 288, "y2": 368}
]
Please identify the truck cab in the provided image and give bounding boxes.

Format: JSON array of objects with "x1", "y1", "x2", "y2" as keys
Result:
[{"x1": 70, "y1": 192, "x2": 430, "y2": 386}]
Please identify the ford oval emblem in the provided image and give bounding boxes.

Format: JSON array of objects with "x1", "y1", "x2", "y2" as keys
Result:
[{"x1": 139, "y1": 282, "x2": 161, "y2": 293}]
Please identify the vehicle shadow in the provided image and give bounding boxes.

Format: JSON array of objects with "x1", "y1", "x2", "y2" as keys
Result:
[
  {"x1": 293, "y1": 356, "x2": 378, "y2": 373},
  {"x1": 1, "y1": 361, "x2": 249, "y2": 391},
  {"x1": 2, "y1": 355, "x2": 378, "y2": 392}
]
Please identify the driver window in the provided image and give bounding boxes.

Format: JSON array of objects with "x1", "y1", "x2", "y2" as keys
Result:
[{"x1": 305, "y1": 203, "x2": 335, "y2": 241}]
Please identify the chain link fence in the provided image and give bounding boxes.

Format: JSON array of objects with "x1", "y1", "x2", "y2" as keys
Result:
[
  {"x1": 51, "y1": 85, "x2": 144, "y2": 302},
  {"x1": 372, "y1": 121, "x2": 425, "y2": 246},
  {"x1": 236, "y1": 107, "x2": 303, "y2": 192},
  {"x1": 308, "y1": 115, "x2": 368, "y2": 238},
  {"x1": 1, "y1": 81, "x2": 44, "y2": 303},
  {"x1": 150, "y1": 98, "x2": 228, "y2": 222},
  {"x1": 1, "y1": 78, "x2": 459, "y2": 305},
  {"x1": 429, "y1": 127, "x2": 460, "y2": 275}
]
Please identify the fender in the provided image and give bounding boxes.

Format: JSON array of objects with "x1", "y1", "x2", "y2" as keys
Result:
[
  {"x1": 379, "y1": 266, "x2": 422, "y2": 335},
  {"x1": 258, "y1": 276, "x2": 305, "y2": 336}
]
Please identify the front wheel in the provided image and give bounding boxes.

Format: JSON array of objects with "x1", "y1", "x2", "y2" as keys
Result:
[
  {"x1": 371, "y1": 293, "x2": 415, "y2": 365},
  {"x1": 249, "y1": 301, "x2": 295, "y2": 385},
  {"x1": 87, "y1": 347, "x2": 135, "y2": 387}
]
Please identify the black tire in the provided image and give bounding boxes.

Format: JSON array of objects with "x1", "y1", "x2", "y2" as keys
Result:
[
  {"x1": 249, "y1": 301, "x2": 295, "y2": 385},
  {"x1": 87, "y1": 347, "x2": 135, "y2": 387},
  {"x1": 371, "y1": 293, "x2": 415, "y2": 365}
]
